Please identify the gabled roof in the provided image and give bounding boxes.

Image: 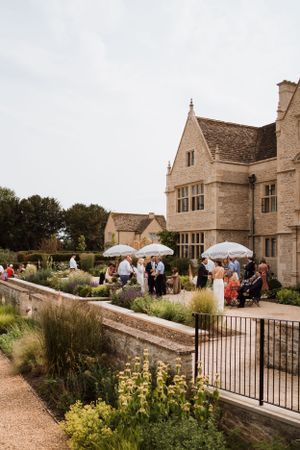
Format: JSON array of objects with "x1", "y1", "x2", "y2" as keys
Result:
[
  {"x1": 110, "y1": 212, "x2": 166, "y2": 233},
  {"x1": 197, "y1": 117, "x2": 277, "y2": 163}
]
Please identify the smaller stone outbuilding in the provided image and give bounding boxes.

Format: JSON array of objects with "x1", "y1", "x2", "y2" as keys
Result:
[{"x1": 104, "y1": 212, "x2": 166, "y2": 249}]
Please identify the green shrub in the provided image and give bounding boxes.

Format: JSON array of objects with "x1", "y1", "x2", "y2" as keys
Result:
[
  {"x1": 0, "y1": 320, "x2": 36, "y2": 355},
  {"x1": 91, "y1": 285, "x2": 110, "y2": 298},
  {"x1": 12, "y1": 330, "x2": 45, "y2": 375},
  {"x1": 41, "y1": 303, "x2": 105, "y2": 377},
  {"x1": 111, "y1": 285, "x2": 142, "y2": 309},
  {"x1": 0, "y1": 248, "x2": 17, "y2": 265},
  {"x1": 149, "y1": 300, "x2": 191, "y2": 324},
  {"x1": 189, "y1": 288, "x2": 218, "y2": 315},
  {"x1": 164, "y1": 257, "x2": 190, "y2": 275},
  {"x1": 74, "y1": 284, "x2": 92, "y2": 297},
  {"x1": 21, "y1": 268, "x2": 53, "y2": 286},
  {"x1": 79, "y1": 253, "x2": 95, "y2": 271},
  {"x1": 276, "y1": 289, "x2": 300, "y2": 306},
  {"x1": 63, "y1": 399, "x2": 116, "y2": 450},
  {"x1": 60, "y1": 270, "x2": 93, "y2": 294},
  {"x1": 267, "y1": 278, "x2": 283, "y2": 298},
  {"x1": 62, "y1": 351, "x2": 221, "y2": 450},
  {"x1": 0, "y1": 313, "x2": 17, "y2": 333},
  {"x1": 0, "y1": 304, "x2": 17, "y2": 315},
  {"x1": 131, "y1": 296, "x2": 153, "y2": 313},
  {"x1": 141, "y1": 416, "x2": 226, "y2": 450}
]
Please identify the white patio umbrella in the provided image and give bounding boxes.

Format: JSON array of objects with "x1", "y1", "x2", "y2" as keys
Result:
[
  {"x1": 103, "y1": 244, "x2": 136, "y2": 257},
  {"x1": 135, "y1": 243, "x2": 174, "y2": 257},
  {"x1": 202, "y1": 241, "x2": 253, "y2": 260}
]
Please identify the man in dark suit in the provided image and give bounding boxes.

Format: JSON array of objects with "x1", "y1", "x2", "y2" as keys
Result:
[
  {"x1": 145, "y1": 256, "x2": 156, "y2": 295},
  {"x1": 238, "y1": 272, "x2": 263, "y2": 307},
  {"x1": 197, "y1": 257, "x2": 209, "y2": 288}
]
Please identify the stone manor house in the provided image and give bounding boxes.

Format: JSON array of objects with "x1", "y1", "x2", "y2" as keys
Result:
[{"x1": 166, "y1": 79, "x2": 300, "y2": 286}]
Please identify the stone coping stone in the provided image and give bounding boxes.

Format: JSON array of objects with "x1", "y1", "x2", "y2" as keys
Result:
[
  {"x1": 0, "y1": 280, "x2": 29, "y2": 293},
  {"x1": 89, "y1": 300, "x2": 206, "y2": 346},
  {"x1": 8, "y1": 278, "x2": 109, "y2": 302}
]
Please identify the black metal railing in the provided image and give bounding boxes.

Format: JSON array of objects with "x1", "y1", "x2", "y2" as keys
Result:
[{"x1": 194, "y1": 313, "x2": 300, "y2": 413}]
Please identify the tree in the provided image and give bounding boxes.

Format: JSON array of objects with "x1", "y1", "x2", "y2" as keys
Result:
[
  {"x1": 16, "y1": 195, "x2": 64, "y2": 250},
  {"x1": 77, "y1": 235, "x2": 86, "y2": 252},
  {"x1": 64, "y1": 204, "x2": 109, "y2": 251},
  {"x1": 157, "y1": 230, "x2": 179, "y2": 252},
  {"x1": 0, "y1": 187, "x2": 19, "y2": 250}
]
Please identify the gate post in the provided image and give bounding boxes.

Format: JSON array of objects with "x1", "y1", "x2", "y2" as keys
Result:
[{"x1": 194, "y1": 313, "x2": 199, "y2": 381}]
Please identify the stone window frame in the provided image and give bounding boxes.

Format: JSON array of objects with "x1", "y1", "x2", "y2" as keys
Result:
[
  {"x1": 176, "y1": 182, "x2": 205, "y2": 213},
  {"x1": 186, "y1": 150, "x2": 195, "y2": 167},
  {"x1": 191, "y1": 183, "x2": 204, "y2": 211},
  {"x1": 177, "y1": 185, "x2": 189, "y2": 213},
  {"x1": 177, "y1": 231, "x2": 204, "y2": 258},
  {"x1": 293, "y1": 152, "x2": 300, "y2": 210},
  {"x1": 149, "y1": 232, "x2": 158, "y2": 242},
  {"x1": 264, "y1": 236, "x2": 277, "y2": 257},
  {"x1": 261, "y1": 183, "x2": 277, "y2": 213}
]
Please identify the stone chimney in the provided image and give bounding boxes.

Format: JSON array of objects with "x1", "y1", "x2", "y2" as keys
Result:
[
  {"x1": 148, "y1": 212, "x2": 155, "y2": 219},
  {"x1": 277, "y1": 80, "x2": 297, "y2": 120}
]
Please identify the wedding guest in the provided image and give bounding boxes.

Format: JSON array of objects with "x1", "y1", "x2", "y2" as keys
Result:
[
  {"x1": 118, "y1": 255, "x2": 133, "y2": 286},
  {"x1": 212, "y1": 261, "x2": 225, "y2": 312},
  {"x1": 197, "y1": 257, "x2": 209, "y2": 288},
  {"x1": 136, "y1": 258, "x2": 146, "y2": 293}
]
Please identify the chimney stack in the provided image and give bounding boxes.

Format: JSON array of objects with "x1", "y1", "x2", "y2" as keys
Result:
[
  {"x1": 148, "y1": 212, "x2": 155, "y2": 219},
  {"x1": 277, "y1": 80, "x2": 297, "y2": 120}
]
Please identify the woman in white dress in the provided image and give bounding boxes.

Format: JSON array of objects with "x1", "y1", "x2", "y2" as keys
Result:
[
  {"x1": 212, "y1": 261, "x2": 225, "y2": 312},
  {"x1": 136, "y1": 258, "x2": 146, "y2": 293}
]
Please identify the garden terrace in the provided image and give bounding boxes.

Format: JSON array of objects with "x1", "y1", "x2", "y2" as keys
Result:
[{"x1": 0, "y1": 279, "x2": 200, "y2": 378}]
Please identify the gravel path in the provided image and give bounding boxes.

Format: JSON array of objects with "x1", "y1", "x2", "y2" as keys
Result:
[{"x1": 0, "y1": 352, "x2": 68, "y2": 450}]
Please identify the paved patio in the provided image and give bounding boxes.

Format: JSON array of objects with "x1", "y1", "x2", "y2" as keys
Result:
[{"x1": 165, "y1": 290, "x2": 300, "y2": 322}]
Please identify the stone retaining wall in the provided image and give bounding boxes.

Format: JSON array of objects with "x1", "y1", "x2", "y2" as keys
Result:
[{"x1": 0, "y1": 280, "x2": 196, "y2": 378}]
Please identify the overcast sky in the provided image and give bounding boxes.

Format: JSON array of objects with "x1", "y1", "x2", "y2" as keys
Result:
[{"x1": 0, "y1": 0, "x2": 299, "y2": 215}]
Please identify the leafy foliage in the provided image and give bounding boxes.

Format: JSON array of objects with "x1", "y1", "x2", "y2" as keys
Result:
[
  {"x1": 79, "y1": 252, "x2": 95, "y2": 271},
  {"x1": 17, "y1": 195, "x2": 64, "y2": 250},
  {"x1": 189, "y1": 288, "x2": 218, "y2": 315},
  {"x1": 64, "y1": 203, "x2": 108, "y2": 251},
  {"x1": 111, "y1": 285, "x2": 142, "y2": 309},
  {"x1": 41, "y1": 303, "x2": 105, "y2": 377},
  {"x1": 77, "y1": 235, "x2": 87, "y2": 252},
  {"x1": 12, "y1": 330, "x2": 45, "y2": 375},
  {"x1": 62, "y1": 351, "x2": 223, "y2": 450},
  {"x1": 276, "y1": 289, "x2": 300, "y2": 306},
  {"x1": 131, "y1": 296, "x2": 153, "y2": 313},
  {"x1": 59, "y1": 270, "x2": 93, "y2": 294},
  {"x1": 148, "y1": 300, "x2": 191, "y2": 324},
  {"x1": 21, "y1": 268, "x2": 52, "y2": 286},
  {"x1": 157, "y1": 231, "x2": 179, "y2": 252}
]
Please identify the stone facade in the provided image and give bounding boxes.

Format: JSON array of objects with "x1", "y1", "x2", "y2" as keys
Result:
[{"x1": 166, "y1": 80, "x2": 300, "y2": 285}]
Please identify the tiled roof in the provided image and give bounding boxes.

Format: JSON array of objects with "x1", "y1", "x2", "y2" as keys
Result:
[
  {"x1": 197, "y1": 117, "x2": 277, "y2": 163},
  {"x1": 111, "y1": 213, "x2": 166, "y2": 233}
]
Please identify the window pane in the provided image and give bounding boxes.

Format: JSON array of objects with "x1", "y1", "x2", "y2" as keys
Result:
[
  {"x1": 271, "y1": 238, "x2": 277, "y2": 257},
  {"x1": 265, "y1": 238, "x2": 270, "y2": 257}
]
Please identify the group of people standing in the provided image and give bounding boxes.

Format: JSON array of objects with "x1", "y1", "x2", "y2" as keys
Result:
[
  {"x1": 0, "y1": 263, "x2": 15, "y2": 280},
  {"x1": 104, "y1": 255, "x2": 167, "y2": 297},
  {"x1": 196, "y1": 256, "x2": 270, "y2": 311}
]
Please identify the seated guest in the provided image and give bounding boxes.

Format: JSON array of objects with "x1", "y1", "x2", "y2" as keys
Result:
[
  {"x1": 167, "y1": 267, "x2": 181, "y2": 294},
  {"x1": 224, "y1": 272, "x2": 240, "y2": 305},
  {"x1": 244, "y1": 257, "x2": 256, "y2": 280},
  {"x1": 104, "y1": 263, "x2": 116, "y2": 283},
  {"x1": 237, "y1": 272, "x2": 263, "y2": 308}
]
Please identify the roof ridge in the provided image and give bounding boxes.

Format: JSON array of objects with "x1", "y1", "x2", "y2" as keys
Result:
[{"x1": 197, "y1": 116, "x2": 259, "y2": 129}]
